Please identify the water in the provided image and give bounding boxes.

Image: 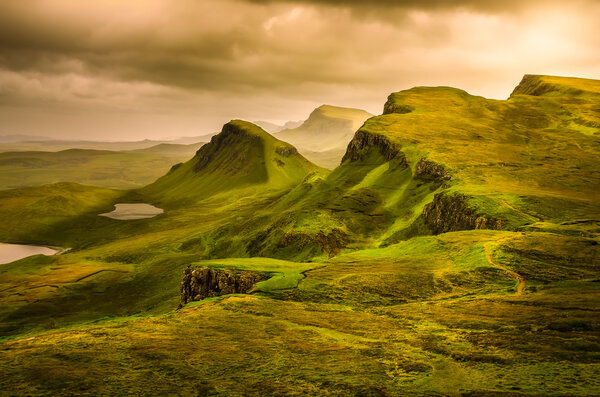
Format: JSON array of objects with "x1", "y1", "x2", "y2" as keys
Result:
[
  {"x1": 99, "y1": 203, "x2": 164, "y2": 220},
  {"x1": 0, "y1": 244, "x2": 58, "y2": 265}
]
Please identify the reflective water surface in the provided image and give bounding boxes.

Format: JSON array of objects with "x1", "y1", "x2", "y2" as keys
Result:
[{"x1": 99, "y1": 203, "x2": 164, "y2": 220}]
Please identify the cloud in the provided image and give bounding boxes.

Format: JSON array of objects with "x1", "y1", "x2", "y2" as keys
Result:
[{"x1": 0, "y1": 0, "x2": 598, "y2": 139}]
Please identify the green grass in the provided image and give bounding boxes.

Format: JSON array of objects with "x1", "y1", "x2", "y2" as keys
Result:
[{"x1": 0, "y1": 144, "x2": 202, "y2": 190}]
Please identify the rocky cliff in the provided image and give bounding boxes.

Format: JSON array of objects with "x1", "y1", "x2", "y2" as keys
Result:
[
  {"x1": 414, "y1": 158, "x2": 452, "y2": 183},
  {"x1": 422, "y1": 193, "x2": 505, "y2": 234},
  {"x1": 342, "y1": 130, "x2": 407, "y2": 165},
  {"x1": 179, "y1": 266, "x2": 268, "y2": 307}
]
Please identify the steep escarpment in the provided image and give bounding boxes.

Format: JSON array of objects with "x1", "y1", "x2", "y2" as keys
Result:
[
  {"x1": 422, "y1": 192, "x2": 505, "y2": 234},
  {"x1": 414, "y1": 158, "x2": 452, "y2": 183},
  {"x1": 180, "y1": 266, "x2": 267, "y2": 307},
  {"x1": 342, "y1": 130, "x2": 407, "y2": 164}
]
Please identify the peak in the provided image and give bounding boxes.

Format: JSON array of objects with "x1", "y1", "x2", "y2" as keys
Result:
[
  {"x1": 308, "y1": 104, "x2": 373, "y2": 120},
  {"x1": 510, "y1": 74, "x2": 600, "y2": 98},
  {"x1": 384, "y1": 86, "x2": 475, "y2": 114},
  {"x1": 222, "y1": 120, "x2": 268, "y2": 137}
]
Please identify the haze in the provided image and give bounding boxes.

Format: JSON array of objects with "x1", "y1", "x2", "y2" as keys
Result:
[{"x1": 0, "y1": 0, "x2": 598, "y2": 140}]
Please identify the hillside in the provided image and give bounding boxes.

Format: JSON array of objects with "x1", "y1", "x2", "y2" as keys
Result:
[
  {"x1": 0, "y1": 75, "x2": 599, "y2": 395},
  {"x1": 275, "y1": 105, "x2": 373, "y2": 168},
  {"x1": 142, "y1": 120, "x2": 325, "y2": 206}
]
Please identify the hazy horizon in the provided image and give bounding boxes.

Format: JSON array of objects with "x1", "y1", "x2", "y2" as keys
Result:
[{"x1": 0, "y1": 0, "x2": 598, "y2": 141}]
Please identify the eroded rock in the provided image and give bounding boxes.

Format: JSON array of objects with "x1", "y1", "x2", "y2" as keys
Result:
[
  {"x1": 414, "y1": 158, "x2": 452, "y2": 183},
  {"x1": 422, "y1": 193, "x2": 505, "y2": 234},
  {"x1": 179, "y1": 266, "x2": 267, "y2": 307},
  {"x1": 342, "y1": 130, "x2": 407, "y2": 164}
]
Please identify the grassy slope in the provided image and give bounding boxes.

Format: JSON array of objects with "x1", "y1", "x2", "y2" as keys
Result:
[
  {"x1": 276, "y1": 105, "x2": 373, "y2": 168},
  {"x1": 0, "y1": 76, "x2": 599, "y2": 395},
  {"x1": 267, "y1": 75, "x2": 599, "y2": 253},
  {"x1": 142, "y1": 120, "x2": 325, "y2": 207},
  {"x1": 0, "y1": 144, "x2": 204, "y2": 190}
]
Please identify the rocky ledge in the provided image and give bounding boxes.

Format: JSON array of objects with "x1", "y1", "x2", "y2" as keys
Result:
[
  {"x1": 422, "y1": 193, "x2": 505, "y2": 234},
  {"x1": 342, "y1": 130, "x2": 407, "y2": 165},
  {"x1": 179, "y1": 266, "x2": 268, "y2": 307},
  {"x1": 414, "y1": 158, "x2": 452, "y2": 183}
]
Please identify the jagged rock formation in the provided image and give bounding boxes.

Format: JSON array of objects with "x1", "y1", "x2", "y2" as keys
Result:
[
  {"x1": 180, "y1": 266, "x2": 267, "y2": 307},
  {"x1": 414, "y1": 158, "x2": 452, "y2": 183},
  {"x1": 279, "y1": 229, "x2": 348, "y2": 258},
  {"x1": 422, "y1": 193, "x2": 505, "y2": 234},
  {"x1": 342, "y1": 130, "x2": 407, "y2": 164}
]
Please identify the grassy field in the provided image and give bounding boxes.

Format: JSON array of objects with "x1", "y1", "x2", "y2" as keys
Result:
[
  {"x1": 0, "y1": 75, "x2": 598, "y2": 395},
  {"x1": 0, "y1": 144, "x2": 203, "y2": 190}
]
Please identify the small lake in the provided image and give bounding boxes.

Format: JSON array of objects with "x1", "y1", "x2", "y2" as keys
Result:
[
  {"x1": 0, "y1": 244, "x2": 58, "y2": 265},
  {"x1": 99, "y1": 203, "x2": 164, "y2": 220}
]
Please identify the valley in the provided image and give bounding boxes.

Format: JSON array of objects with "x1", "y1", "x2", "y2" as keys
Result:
[{"x1": 0, "y1": 75, "x2": 598, "y2": 395}]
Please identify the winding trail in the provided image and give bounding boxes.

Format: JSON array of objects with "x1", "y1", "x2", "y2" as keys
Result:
[
  {"x1": 483, "y1": 237, "x2": 526, "y2": 295},
  {"x1": 500, "y1": 199, "x2": 544, "y2": 222}
]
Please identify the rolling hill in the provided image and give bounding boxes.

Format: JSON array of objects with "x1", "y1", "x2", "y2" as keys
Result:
[{"x1": 0, "y1": 143, "x2": 205, "y2": 190}]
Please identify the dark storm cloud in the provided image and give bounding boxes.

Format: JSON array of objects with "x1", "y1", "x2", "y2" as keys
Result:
[{"x1": 0, "y1": 0, "x2": 598, "y2": 140}]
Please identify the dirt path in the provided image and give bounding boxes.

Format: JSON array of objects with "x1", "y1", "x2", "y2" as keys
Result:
[
  {"x1": 484, "y1": 238, "x2": 526, "y2": 295},
  {"x1": 500, "y1": 199, "x2": 544, "y2": 222}
]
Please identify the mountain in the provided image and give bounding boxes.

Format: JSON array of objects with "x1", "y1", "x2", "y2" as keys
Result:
[
  {"x1": 253, "y1": 120, "x2": 285, "y2": 133},
  {"x1": 251, "y1": 75, "x2": 598, "y2": 256},
  {"x1": 142, "y1": 120, "x2": 325, "y2": 206},
  {"x1": 254, "y1": 120, "x2": 304, "y2": 133},
  {"x1": 275, "y1": 105, "x2": 373, "y2": 169},
  {"x1": 0, "y1": 75, "x2": 599, "y2": 396}
]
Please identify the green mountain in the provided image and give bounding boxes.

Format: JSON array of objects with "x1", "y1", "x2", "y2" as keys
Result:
[
  {"x1": 0, "y1": 75, "x2": 599, "y2": 396},
  {"x1": 275, "y1": 104, "x2": 373, "y2": 169},
  {"x1": 142, "y1": 120, "x2": 325, "y2": 206}
]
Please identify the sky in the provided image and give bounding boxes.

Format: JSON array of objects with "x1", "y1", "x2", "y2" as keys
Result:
[{"x1": 0, "y1": 0, "x2": 598, "y2": 141}]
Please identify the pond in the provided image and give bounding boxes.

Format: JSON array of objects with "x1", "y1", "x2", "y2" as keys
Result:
[
  {"x1": 0, "y1": 243, "x2": 59, "y2": 265},
  {"x1": 99, "y1": 203, "x2": 164, "y2": 220}
]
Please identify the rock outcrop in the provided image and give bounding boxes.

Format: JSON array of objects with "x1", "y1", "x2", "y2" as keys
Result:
[
  {"x1": 422, "y1": 193, "x2": 505, "y2": 234},
  {"x1": 179, "y1": 266, "x2": 267, "y2": 307},
  {"x1": 275, "y1": 146, "x2": 298, "y2": 157},
  {"x1": 414, "y1": 158, "x2": 452, "y2": 183},
  {"x1": 383, "y1": 101, "x2": 415, "y2": 115},
  {"x1": 342, "y1": 130, "x2": 407, "y2": 165},
  {"x1": 279, "y1": 228, "x2": 348, "y2": 258}
]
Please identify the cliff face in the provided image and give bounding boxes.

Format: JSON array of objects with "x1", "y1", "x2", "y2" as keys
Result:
[
  {"x1": 342, "y1": 130, "x2": 407, "y2": 165},
  {"x1": 179, "y1": 266, "x2": 267, "y2": 307},
  {"x1": 414, "y1": 158, "x2": 452, "y2": 183},
  {"x1": 422, "y1": 193, "x2": 505, "y2": 234}
]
